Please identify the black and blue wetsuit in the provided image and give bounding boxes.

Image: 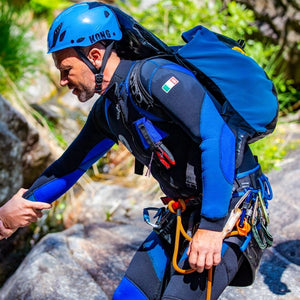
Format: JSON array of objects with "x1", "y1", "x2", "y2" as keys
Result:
[{"x1": 25, "y1": 58, "x2": 265, "y2": 299}]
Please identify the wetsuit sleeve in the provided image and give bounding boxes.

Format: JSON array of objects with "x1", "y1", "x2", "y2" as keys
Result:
[
  {"x1": 140, "y1": 59, "x2": 235, "y2": 231},
  {"x1": 23, "y1": 99, "x2": 115, "y2": 204}
]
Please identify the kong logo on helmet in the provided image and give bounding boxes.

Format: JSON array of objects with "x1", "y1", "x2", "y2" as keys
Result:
[{"x1": 89, "y1": 30, "x2": 114, "y2": 44}]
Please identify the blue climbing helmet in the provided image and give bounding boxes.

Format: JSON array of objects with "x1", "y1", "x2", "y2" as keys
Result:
[
  {"x1": 47, "y1": 2, "x2": 123, "y2": 93},
  {"x1": 47, "y1": 2, "x2": 122, "y2": 53}
]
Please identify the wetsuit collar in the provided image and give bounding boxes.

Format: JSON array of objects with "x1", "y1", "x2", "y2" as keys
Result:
[{"x1": 103, "y1": 59, "x2": 134, "y2": 99}]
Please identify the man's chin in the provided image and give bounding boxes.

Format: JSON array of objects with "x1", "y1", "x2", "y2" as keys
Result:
[{"x1": 77, "y1": 92, "x2": 95, "y2": 103}]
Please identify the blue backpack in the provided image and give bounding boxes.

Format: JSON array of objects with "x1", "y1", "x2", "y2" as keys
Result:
[
  {"x1": 102, "y1": 4, "x2": 279, "y2": 163},
  {"x1": 173, "y1": 25, "x2": 278, "y2": 144}
]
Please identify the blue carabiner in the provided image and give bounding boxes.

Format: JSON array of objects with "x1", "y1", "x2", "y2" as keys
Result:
[
  {"x1": 259, "y1": 174, "x2": 273, "y2": 201},
  {"x1": 143, "y1": 207, "x2": 165, "y2": 229}
]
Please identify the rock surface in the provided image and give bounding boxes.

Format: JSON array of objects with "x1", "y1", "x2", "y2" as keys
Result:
[
  {"x1": 0, "y1": 95, "x2": 52, "y2": 202},
  {"x1": 0, "y1": 121, "x2": 23, "y2": 204},
  {"x1": 0, "y1": 183, "x2": 153, "y2": 300},
  {"x1": 1, "y1": 144, "x2": 300, "y2": 299}
]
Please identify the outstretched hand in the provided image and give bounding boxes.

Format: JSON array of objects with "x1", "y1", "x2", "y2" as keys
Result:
[
  {"x1": 187, "y1": 228, "x2": 223, "y2": 273},
  {"x1": 0, "y1": 188, "x2": 52, "y2": 240}
]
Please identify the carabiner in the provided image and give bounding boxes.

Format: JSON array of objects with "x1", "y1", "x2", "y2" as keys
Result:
[
  {"x1": 258, "y1": 190, "x2": 270, "y2": 225},
  {"x1": 258, "y1": 174, "x2": 273, "y2": 201},
  {"x1": 143, "y1": 207, "x2": 165, "y2": 229}
]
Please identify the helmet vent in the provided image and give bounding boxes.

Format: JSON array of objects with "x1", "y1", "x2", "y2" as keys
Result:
[
  {"x1": 104, "y1": 10, "x2": 110, "y2": 18},
  {"x1": 77, "y1": 37, "x2": 85, "y2": 43},
  {"x1": 59, "y1": 30, "x2": 66, "y2": 42},
  {"x1": 51, "y1": 22, "x2": 62, "y2": 49}
]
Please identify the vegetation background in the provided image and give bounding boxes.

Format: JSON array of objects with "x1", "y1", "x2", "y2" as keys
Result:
[{"x1": 1, "y1": 0, "x2": 299, "y2": 172}]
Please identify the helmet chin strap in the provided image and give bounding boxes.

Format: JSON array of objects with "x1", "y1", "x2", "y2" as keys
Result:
[{"x1": 74, "y1": 41, "x2": 114, "y2": 94}]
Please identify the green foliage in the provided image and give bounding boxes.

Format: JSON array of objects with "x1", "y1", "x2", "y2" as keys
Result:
[
  {"x1": 31, "y1": 196, "x2": 66, "y2": 242},
  {"x1": 245, "y1": 42, "x2": 299, "y2": 113},
  {"x1": 0, "y1": 1, "x2": 42, "y2": 95},
  {"x1": 44, "y1": 118, "x2": 68, "y2": 148},
  {"x1": 250, "y1": 127, "x2": 300, "y2": 173},
  {"x1": 28, "y1": 0, "x2": 70, "y2": 22},
  {"x1": 272, "y1": 74, "x2": 299, "y2": 114},
  {"x1": 119, "y1": 0, "x2": 256, "y2": 45}
]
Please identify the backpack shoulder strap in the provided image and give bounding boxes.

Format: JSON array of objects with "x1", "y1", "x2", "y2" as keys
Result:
[
  {"x1": 129, "y1": 60, "x2": 155, "y2": 110},
  {"x1": 128, "y1": 58, "x2": 172, "y2": 121}
]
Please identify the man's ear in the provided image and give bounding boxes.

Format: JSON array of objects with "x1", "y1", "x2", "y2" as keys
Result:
[{"x1": 87, "y1": 48, "x2": 103, "y2": 69}]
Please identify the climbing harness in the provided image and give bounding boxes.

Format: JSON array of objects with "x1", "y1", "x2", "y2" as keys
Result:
[
  {"x1": 143, "y1": 165, "x2": 273, "y2": 299},
  {"x1": 144, "y1": 197, "x2": 213, "y2": 300}
]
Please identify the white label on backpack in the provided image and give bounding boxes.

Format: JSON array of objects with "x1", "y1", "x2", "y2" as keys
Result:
[{"x1": 162, "y1": 76, "x2": 179, "y2": 93}]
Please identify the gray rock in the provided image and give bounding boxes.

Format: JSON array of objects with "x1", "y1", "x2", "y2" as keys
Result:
[
  {"x1": 0, "y1": 213, "x2": 150, "y2": 300},
  {"x1": 0, "y1": 95, "x2": 54, "y2": 289},
  {"x1": 0, "y1": 121, "x2": 23, "y2": 203},
  {"x1": 0, "y1": 225, "x2": 109, "y2": 300},
  {"x1": 0, "y1": 95, "x2": 52, "y2": 198}
]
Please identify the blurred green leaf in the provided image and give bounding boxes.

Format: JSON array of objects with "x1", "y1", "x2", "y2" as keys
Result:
[{"x1": 0, "y1": 1, "x2": 43, "y2": 95}]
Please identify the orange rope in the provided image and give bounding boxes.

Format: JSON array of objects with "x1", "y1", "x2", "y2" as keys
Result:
[
  {"x1": 168, "y1": 196, "x2": 253, "y2": 300},
  {"x1": 168, "y1": 199, "x2": 213, "y2": 300},
  {"x1": 171, "y1": 202, "x2": 194, "y2": 274},
  {"x1": 207, "y1": 268, "x2": 213, "y2": 300}
]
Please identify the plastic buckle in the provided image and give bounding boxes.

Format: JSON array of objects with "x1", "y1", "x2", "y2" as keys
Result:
[{"x1": 240, "y1": 231, "x2": 253, "y2": 251}]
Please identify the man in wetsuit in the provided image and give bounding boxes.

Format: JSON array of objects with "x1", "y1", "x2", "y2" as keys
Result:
[{"x1": 0, "y1": 2, "x2": 276, "y2": 299}]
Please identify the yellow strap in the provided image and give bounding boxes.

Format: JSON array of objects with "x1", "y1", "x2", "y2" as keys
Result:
[{"x1": 232, "y1": 46, "x2": 248, "y2": 56}]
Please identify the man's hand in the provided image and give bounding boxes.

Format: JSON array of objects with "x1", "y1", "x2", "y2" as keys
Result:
[
  {"x1": 187, "y1": 228, "x2": 223, "y2": 273},
  {"x1": 0, "y1": 188, "x2": 52, "y2": 239},
  {"x1": 0, "y1": 220, "x2": 17, "y2": 240}
]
